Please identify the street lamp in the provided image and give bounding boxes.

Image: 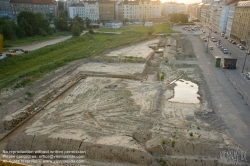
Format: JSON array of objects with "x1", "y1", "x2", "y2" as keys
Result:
[
  {"x1": 242, "y1": 41, "x2": 249, "y2": 73},
  {"x1": 206, "y1": 24, "x2": 212, "y2": 52}
]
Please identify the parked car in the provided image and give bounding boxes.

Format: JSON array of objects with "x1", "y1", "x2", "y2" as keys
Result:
[
  {"x1": 239, "y1": 46, "x2": 245, "y2": 50},
  {"x1": 232, "y1": 41, "x2": 236, "y2": 44},
  {"x1": 221, "y1": 47, "x2": 224, "y2": 51},
  {"x1": 246, "y1": 72, "x2": 250, "y2": 80},
  {"x1": 223, "y1": 49, "x2": 228, "y2": 54},
  {"x1": 209, "y1": 46, "x2": 213, "y2": 50},
  {"x1": 246, "y1": 50, "x2": 250, "y2": 55},
  {"x1": 224, "y1": 36, "x2": 228, "y2": 39}
]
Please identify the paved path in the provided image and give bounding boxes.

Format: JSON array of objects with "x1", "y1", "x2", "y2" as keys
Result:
[{"x1": 188, "y1": 34, "x2": 250, "y2": 159}]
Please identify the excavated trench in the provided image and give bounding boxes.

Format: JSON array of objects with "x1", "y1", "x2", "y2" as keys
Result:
[{"x1": 1, "y1": 35, "x2": 248, "y2": 166}]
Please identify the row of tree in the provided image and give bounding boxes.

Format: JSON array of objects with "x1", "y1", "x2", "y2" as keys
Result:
[
  {"x1": 0, "y1": 11, "x2": 53, "y2": 40},
  {"x1": 0, "y1": 10, "x2": 94, "y2": 40},
  {"x1": 169, "y1": 13, "x2": 189, "y2": 23}
]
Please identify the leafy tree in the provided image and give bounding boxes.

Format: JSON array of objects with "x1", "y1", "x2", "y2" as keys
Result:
[
  {"x1": 54, "y1": 17, "x2": 68, "y2": 31},
  {"x1": 2, "y1": 21, "x2": 17, "y2": 40},
  {"x1": 70, "y1": 15, "x2": 84, "y2": 31},
  {"x1": 85, "y1": 17, "x2": 91, "y2": 27},
  {"x1": 16, "y1": 26, "x2": 26, "y2": 38},
  {"x1": 0, "y1": 17, "x2": 17, "y2": 40},
  {"x1": 19, "y1": 18, "x2": 33, "y2": 36},
  {"x1": 179, "y1": 14, "x2": 188, "y2": 23},
  {"x1": 46, "y1": 13, "x2": 55, "y2": 22},
  {"x1": 17, "y1": 11, "x2": 39, "y2": 35},
  {"x1": 54, "y1": 11, "x2": 68, "y2": 31},
  {"x1": 35, "y1": 12, "x2": 50, "y2": 32},
  {"x1": 71, "y1": 23, "x2": 81, "y2": 36},
  {"x1": 169, "y1": 13, "x2": 188, "y2": 23}
]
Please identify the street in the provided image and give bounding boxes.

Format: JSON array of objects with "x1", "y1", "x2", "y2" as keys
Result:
[
  {"x1": 202, "y1": 26, "x2": 250, "y2": 74},
  {"x1": 174, "y1": 25, "x2": 250, "y2": 159}
]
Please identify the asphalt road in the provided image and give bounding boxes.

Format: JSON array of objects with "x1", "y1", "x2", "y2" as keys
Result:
[
  {"x1": 174, "y1": 25, "x2": 250, "y2": 161},
  {"x1": 202, "y1": 26, "x2": 250, "y2": 73}
]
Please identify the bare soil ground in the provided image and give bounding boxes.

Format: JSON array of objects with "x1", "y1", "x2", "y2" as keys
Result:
[{"x1": 0, "y1": 34, "x2": 248, "y2": 166}]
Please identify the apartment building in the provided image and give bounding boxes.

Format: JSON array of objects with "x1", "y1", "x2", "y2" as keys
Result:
[
  {"x1": 0, "y1": 0, "x2": 13, "y2": 19},
  {"x1": 98, "y1": 0, "x2": 115, "y2": 21},
  {"x1": 200, "y1": 3, "x2": 210, "y2": 23},
  {"x1": 69, "y1": 3, "x2": 85, "y2": 20},
  {"x1": 162, "y1": 2, "x2": 186, "y2": 16},
  {"x1": 225, "y1": 0, "x2": 239, "y2": 37},
  {"x1": 9, "y1": 0, "x2": 57, "y2": 22},
  {"x1": 231, "y1": 1, "x2": 250, "y2": 45},
  {"x1": 69, "y1": 1, "x2": 99, "y2": 21}
]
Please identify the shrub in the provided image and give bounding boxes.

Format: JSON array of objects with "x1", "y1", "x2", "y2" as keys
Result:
[
  {"x1": 171, "y1": 140, "x2": 175, "y2": 147},
  {"x1": 89, "y1": 29, "x2": 94, "y2": 34}
]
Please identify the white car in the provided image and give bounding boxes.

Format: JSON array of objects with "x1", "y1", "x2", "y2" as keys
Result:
[{"x1": 246, "y1": 72, "x2": 250, "y2": 80}]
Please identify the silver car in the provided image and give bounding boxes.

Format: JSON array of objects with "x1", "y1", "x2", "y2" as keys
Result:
[{"x1": 246, "y1": 72, "x2": 250, "y2": 80}]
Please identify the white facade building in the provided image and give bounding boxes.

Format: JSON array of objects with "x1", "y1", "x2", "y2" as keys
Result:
[
  {"x1": 84, "y1": 1, "x2": 99, "y2": 21},
  {"x1": 164, "y1": 3, "x2": 178, "y2": 15},
  {"x1": 219, "y1": 5, "x2": 229, "y2": 33},
  {"x1": 225, "y1": 0, "x2": 238, "y2": 37},
  {"x1": 68, "y1": 1, "x2": 99, "y2": 21},
  {"x1": 177, "y1": 3, "x2": 186, "y2": 13},
  {"x1": 69, "y1": 4, "x2": 85, "y2": 20}
]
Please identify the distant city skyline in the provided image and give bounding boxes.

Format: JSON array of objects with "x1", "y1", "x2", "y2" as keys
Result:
[{"x1": 161, "y1": 0, "x2": 202, "y2": 4}]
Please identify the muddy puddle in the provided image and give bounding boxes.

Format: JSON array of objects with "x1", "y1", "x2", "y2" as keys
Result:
[{"x1": 168, "y1": 79, "x2": 200, "y2": 104}]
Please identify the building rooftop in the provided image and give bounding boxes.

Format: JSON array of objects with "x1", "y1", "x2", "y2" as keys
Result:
[
  {"x1": 238, "y1": 1, "x2": 250, "y2": 6},
  {"x1": 223, "y1": 0, "x2": 239, "y2": 6},
  {"x1": 10, "y1": 0, "x2": 54, "y2": 4}
]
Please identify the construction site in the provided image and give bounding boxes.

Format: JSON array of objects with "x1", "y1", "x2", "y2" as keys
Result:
[{"x1": 0, "y1": 34, "x2": 249, "y2": 166}]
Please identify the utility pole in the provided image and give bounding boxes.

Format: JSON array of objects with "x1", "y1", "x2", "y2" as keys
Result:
[
  {"x1": 206, "y1": 26, "x2": 211, "y2": 52},
  {"x1": 242, "y1": 41, "x2": 249, "y2": 73}
]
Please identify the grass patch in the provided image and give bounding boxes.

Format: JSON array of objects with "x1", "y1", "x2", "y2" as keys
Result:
[
  {"x1": 26, "y1": 91, "x2": 33, "y2": 97},
  {"x1": 0, "y1": 24, "x2": 175, "y2": 89},
  {"x1": 171, "y1": 140, "x2": 176, "y2": 148},
  {"x1": 3, "y1": 31, "x2": 71, "y2": 48},
  {"x1": 161, "y1": 72, "x2": 166, "y2": 81},
  {"x1": 162, "y1": 138, "x2": 166, "y2": 145}
]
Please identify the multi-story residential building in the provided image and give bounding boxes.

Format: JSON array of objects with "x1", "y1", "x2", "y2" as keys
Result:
[
  {"x1": 187, "y1": 3, "x2": 199, "y2": 18},
  {"x1": 162, "y1": 2, "x2": 177, "y2": 16},
  {"x1": 98, "y1": 0, "x2": 115, "y2": 21},
  {"x1": 9, "y1": 0, "x2": 57, "y2": 22},
  {"x1": 0, "y1": 0, "x2": 13, "y2": 19},
  {"x1": 177, "y1": 3, "x2": 186, "y2": 13},
  {"x1": 162, "y1": 2, "x2": 186, "y2": 16},
  {"x1": 84, "y1": 1, "x2": 99, "y2": 21},
  {"x1": 123, "y1": 0, "x2": 139, "y2": 21},
  {"x1": 115, "y1": 0, "x2": 123, "y2": 21},
  {"x1": 219, "y1": 5, "x2": 229, "y2": 33},
  {"x1": 225, "y1": 0, "x2": 239, "y2": 37},
  {"x1": 214, "y1": 7, "x2": 222, "y2": 32},
  {"x1": 69, "y1": 1, "x2": 99, "y2": 21},
  {"x1": 69, "y1": 3, "x2": 85, "y2": 20},
  {"x1": 196, "y1": 3, "x2": 204, "y2": 20},
  {"x1": 231, "y1": 1, "x2": 250, "y2": 45},
  {"x1": 121, "y1": 0, "x2": 161, "y2": 22},
  {"x1": 200, "y1": 3, "x2": 210, "y2": 23}
]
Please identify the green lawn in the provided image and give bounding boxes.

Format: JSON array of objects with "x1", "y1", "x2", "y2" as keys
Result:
[{"x1": 0, "y1": 23, "x2": 176, "y2": 89}]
